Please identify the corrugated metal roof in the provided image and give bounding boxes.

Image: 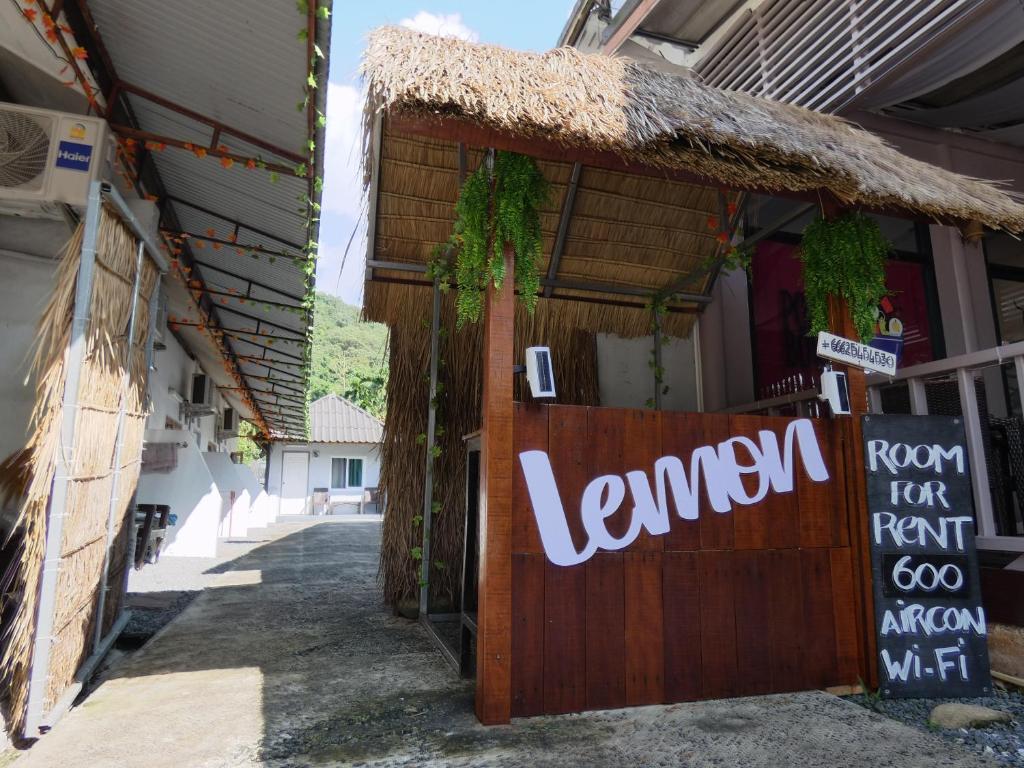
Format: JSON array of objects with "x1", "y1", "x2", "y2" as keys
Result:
[
  {"x1": 309, "y1": 395, "x2": 383, "y2": 444},
  {"x1": 82, "y1": 0, "x2": 329, "y2": 439}
]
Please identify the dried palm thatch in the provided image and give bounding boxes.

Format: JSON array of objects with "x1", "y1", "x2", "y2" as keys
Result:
[
  {"x1": 362, "y1": 26, "x2": 1024, "y2": 232},
  {"x1": 376, "y1": 284, "x2": 599, "y2": 608},
  {"x1": 0, "y1": 206, "x2": 156, "y2": 734}
]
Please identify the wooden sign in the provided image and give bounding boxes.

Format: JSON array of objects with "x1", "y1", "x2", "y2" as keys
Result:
[
  {"x1": 861, "y1": 414, "x2": 991, "y2": 698},
  {"x1": 507, "y1": 404, "x2": 865, "y2": 718},
  {"x1": 817, "y1": 331, "x2": 897, "y2": 376}
]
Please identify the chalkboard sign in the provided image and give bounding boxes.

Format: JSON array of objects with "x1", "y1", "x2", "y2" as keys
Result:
[{"x1": 862, "y1": 415, "x2": 991, "y2": 698}]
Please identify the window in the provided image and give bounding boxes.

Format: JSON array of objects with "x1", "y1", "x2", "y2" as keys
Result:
[
  {"x1": 330, "y1": 457, "x2": 364, "y2": 488},
  {"x1": 331, "y1": 458, "x2": 346, "y2": 488},
  {"x1": 348, "y1": 458, "x2": 363, "y2": 488}
]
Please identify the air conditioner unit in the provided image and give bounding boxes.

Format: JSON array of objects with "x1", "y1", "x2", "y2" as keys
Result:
[
  {"x1": 525, "y1": 346, "x2": 556, "y2": 399},
  {"x1": 217, "y1": 407, "x2": 238, "y2": 440},
  {"x1": 152, "y1": 289, "x2": 168, "y2": 350},
  {"x1": 0, "y1": 103, "x2": 113, "y2": 217},
  {"x1": 181, "y1": 373, "x2": 216, "y2": 419},
  {"x1": 191, "y1": 373, "x2": 213, "y2": 407}
]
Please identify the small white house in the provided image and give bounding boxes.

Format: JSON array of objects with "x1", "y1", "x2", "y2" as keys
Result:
[{"x1": 266, "y1": 395, "x2": 383, "y2": 516}]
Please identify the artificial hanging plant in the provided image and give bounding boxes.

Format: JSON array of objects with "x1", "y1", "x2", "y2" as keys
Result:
[
  {"x1": 799, "y1": 211, "x2": 891, "y2": 342},
  {"x1": 432, "y1": 151, "x2": 549, "y2": 327}
]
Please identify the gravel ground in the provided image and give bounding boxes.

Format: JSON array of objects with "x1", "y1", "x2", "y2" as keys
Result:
[{"x1": 848, "y1": 689, "x2": 1024, "y2": 766}]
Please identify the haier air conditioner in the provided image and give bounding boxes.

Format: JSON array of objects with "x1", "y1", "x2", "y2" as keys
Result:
[{"x1": 0, "y1": 102, "x2": 113, "y2": 217}]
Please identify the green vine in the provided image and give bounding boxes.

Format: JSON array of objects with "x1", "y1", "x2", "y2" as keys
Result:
[
  {"x1": 800, "y1": 212, "x2": 890, "y2": 342},
  {"x1": 438, "y1": 151, "x2": 549, "y2": 327}
]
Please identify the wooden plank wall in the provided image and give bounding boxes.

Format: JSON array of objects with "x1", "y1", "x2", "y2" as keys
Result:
[{"x1": 509, "y1": 403, "x2": 866, "y2": 718}]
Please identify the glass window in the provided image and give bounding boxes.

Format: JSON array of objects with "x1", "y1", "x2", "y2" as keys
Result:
[
  {"x1": 331, "y1": 458, "x2": 346, "y2": 488},
  {"x1": 348, "y1": 459, "x2": 363, "y2": 488},
  {"x1": 991, "y1": 277, "x2": 1024, "y2": 344}
]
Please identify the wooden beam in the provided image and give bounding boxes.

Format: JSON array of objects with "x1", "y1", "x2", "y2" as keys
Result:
[
  {"x1": 544, "y1": 162, "x2": 583, "y2": 297},
  {"x1": 110, "y1": 126, "x2": 299, "y2": 177},
  {"x1": 476, "y1": 242, "x2": 515, "y2": 725},
  {"x1": 386, "y1": 114, "x2": 970, "y2": 227},
  {"x1": 602, "y1": 0, "x2": 665, "y2": 54}
]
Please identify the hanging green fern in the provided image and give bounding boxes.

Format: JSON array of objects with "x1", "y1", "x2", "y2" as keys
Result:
[
  {"x1": 438, "y1": 151, "x2": 549, "y2": 327},
  {"x1": 800, "y1": 212, "x2": 890, "y2": 342},
  {"x1": 494, "y1": 152, "x2": 548, "y2": 314}
]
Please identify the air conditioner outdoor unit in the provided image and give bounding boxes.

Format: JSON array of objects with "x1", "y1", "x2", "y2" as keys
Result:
[
  {"x1": 152, "y1": 289, "x2": 168, "y2": 350},
  {"x1": 217, "y1": 407, "x2": 238, "y2": 440},
  {"x1": 182, "y1": 373, "x2": 216, "y2": 419},
  {"x1": 0, "y1": 103, "x2": 113, "y2": 217}
]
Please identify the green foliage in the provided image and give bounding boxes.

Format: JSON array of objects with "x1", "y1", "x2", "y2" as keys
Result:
[
  {"x1": 439, "y1": 151, "x2": 549, "y2": 327},
  {"x1": 308, "y1": 292, "x2": 388, "y2": 418},
  {"x1": 236, "y1": 420, "x2": 264, "y2": 464},
  {"x1": 494, "y1": 151, "x2": 547, "y2": 314},
  {"x1": 800, "y1": 213, "x2": 890, "y2": 342},
  {"x1": 451, "y1": 164, "x2": 491, "y2": 325}
]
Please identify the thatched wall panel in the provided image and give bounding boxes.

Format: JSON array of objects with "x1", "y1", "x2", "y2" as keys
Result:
[
  {"x1": 52, "y1": 538, "x2": 106, "y2": 637},
  {"x1": 1, "y1": 203, "x2": 157, "y2": 734},
  {"x1": 69, "y1": 407, "x2": 119, "y2": 478},
  {"x1": 59, "y1": 476, "x2": 114, "y2": 556},
  {"x1": 376, "y1": 287, "x2": 602, "y2": 608},
  {"x1": 44, "y1": 600, "x2": 94, "y2": 711}
]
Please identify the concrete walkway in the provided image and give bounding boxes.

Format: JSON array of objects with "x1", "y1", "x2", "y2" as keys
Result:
[{"x1": 15, "y1": 518, "x2": 996, "y2": 767}]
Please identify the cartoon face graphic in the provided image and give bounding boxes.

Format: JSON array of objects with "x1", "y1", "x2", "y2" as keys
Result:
[{"x1": 69, "y1": 122, "x2": 87, "y2": 140}]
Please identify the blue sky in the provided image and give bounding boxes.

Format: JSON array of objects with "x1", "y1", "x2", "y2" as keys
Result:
[{"x1": 317, "y1": 3, "x2": 577, "y2": 305}]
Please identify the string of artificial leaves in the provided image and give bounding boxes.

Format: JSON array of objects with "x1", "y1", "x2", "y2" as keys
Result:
[
  {"x1": 800, "y1": 212, "x2": 890, "y2": 342},
  {"x1": 432, "y1": 151, "x2": 549, "y2": 327}
]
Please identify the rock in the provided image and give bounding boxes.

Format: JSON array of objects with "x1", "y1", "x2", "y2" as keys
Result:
[
  {"x1": 395, "y1": 596, "x2": 419, "y2": 620},
  {"x1": 928, "y1": 703, "x2": 1013, "y2": 730}
]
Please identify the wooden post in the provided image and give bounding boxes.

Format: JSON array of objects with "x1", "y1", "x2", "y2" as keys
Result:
[
  {"x1": 653, "y1": 310, "x2": 663, "y2": 411},
  {"x1": 823, "y1": 261, "x2": 878, "y2": 689},
  {"x1": 476, "y1": 243, "x2": 515, "y2": 724},
  {"x1": 826, "y1": 294, "x2": 868, "y2": 416}
]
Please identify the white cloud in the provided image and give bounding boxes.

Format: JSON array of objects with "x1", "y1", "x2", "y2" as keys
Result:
[
  {"x1": 399, "y1": 11, "x2": 479, "y2": 41},
  {"x1": 316, "y1": 12, "x2": 480, "y2": 303},
  {"x1": 322, "y1": 82, "x2": 364, "y2": 219}
]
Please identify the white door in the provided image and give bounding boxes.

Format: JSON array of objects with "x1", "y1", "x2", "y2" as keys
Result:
[{"x1": 280, "y1": 452, "x2": 309, "y2": 516}]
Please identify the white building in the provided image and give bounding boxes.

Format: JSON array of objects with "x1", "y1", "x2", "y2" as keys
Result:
[
  {"x1": 266, "y1": 395, "x2": 383, "y2": 516},
  {"x1": 0, "y1": 0, "x2": 329, "y2": 740}
]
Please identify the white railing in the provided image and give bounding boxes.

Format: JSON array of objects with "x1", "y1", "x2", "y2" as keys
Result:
[
  {"x1": 693, "y1": 0, "x2": 981, "y2": 113},
  {"x1": 868, "y1": 340, "x2": 1024, "y2": 553},
  {"x1": 722, "y1": 388, "x2": 821, "y2": 416}
]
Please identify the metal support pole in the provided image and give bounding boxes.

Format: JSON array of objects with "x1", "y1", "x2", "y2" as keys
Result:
[
  {"x1": 92, "y1": 240, "x2": 146, "y2": 653},
  {"x1": 117, "y1": 270, "x2": 163, "y2": 603},
  {"x1": 419, "y1": 279, "x2": 442, "y2": 617},
  {"x1": 653, "y1": 310, "x2": 663, "y2": 411},
  {"x1": 23, "y1": 181, "x2": 103, "y2": 737}
]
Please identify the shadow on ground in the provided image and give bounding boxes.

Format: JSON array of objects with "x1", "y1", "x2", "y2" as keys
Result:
[{"x1": 14, "y1": 520, "x2": 1001, "y2": 768}]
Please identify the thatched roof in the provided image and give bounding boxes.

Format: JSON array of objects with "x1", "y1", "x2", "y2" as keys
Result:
[{"x1": 362, "y1": 26, "x2": 1024, "y2": 232}]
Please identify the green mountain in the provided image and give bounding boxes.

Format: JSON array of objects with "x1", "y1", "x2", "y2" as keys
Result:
[{"x1": 309, "y1": 292, "x2": 389, "y2": 418}]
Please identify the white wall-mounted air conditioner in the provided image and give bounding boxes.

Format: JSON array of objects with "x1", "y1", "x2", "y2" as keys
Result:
[{"x1": 0, "y1": 102, "x2": 113, "y2": 217}]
